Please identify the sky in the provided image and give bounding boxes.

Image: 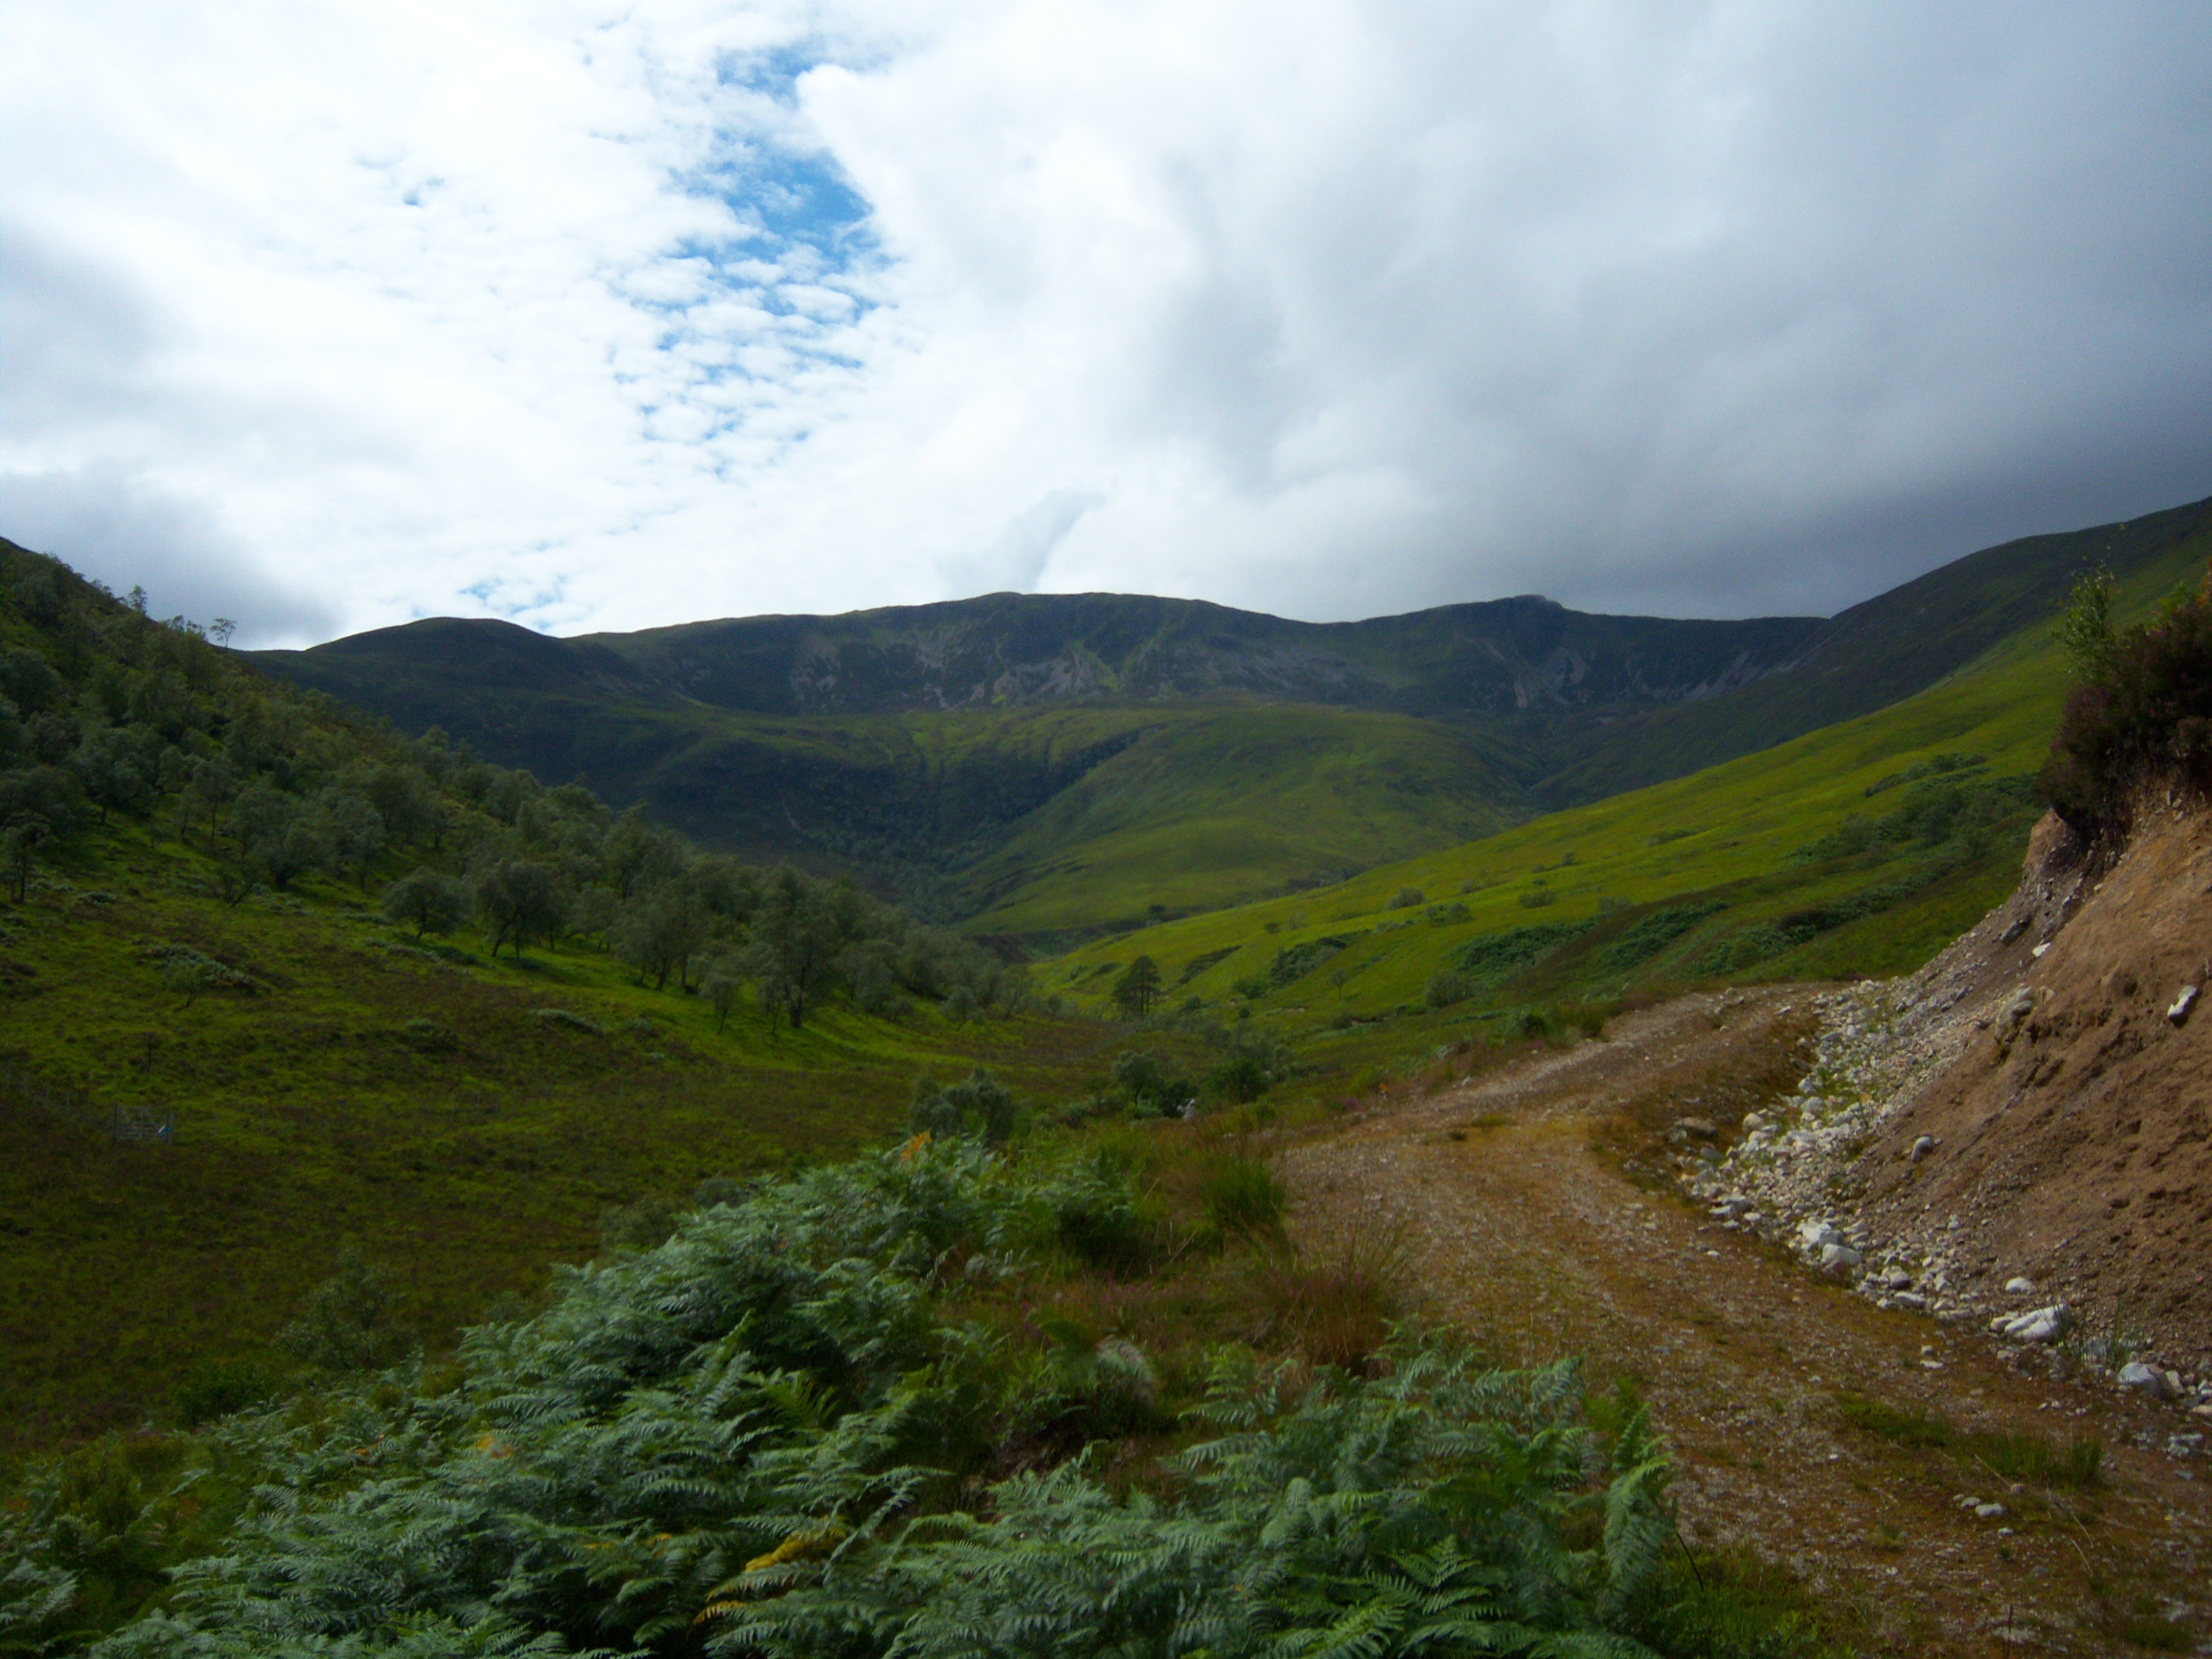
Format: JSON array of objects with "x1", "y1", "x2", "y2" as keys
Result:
[{"x1": 3, "y1": 2, "x2": 2210, "y2": 648}]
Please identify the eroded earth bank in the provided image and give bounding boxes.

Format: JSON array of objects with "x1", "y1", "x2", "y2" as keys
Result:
[{"x1": 1284, "y1": 806, "x2": 2212, "y2": 1654}]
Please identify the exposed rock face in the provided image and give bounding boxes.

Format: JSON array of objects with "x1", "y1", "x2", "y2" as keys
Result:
[{"x1": 1695, "y1": 798, "x2": 2212, "y2": 1401}]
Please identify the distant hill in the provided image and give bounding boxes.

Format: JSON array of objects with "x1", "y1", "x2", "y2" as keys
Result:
[{"x1": 250, "y1": 495, "x2": 2212, "y2": 936}]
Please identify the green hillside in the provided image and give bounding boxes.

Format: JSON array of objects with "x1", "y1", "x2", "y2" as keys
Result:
[
  {"x1": 1042, "y1": 520, "x2": 2212, "y2": 1040},
  {"x1": 0, "y1": 543, "x2": 1145, "y2": 1460},
  {"x1": 246, "y1": 494, "x2": 2212, "y2": 939}
]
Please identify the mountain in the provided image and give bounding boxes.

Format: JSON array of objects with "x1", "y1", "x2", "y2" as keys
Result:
[{"x1": 252, "y1": 494, "x2": 2212, "y2": 937}]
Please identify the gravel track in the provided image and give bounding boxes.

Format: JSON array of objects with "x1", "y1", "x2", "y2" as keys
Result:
[{"x1": 1284, "y1": 988, "x2": 2212, "y2": 1654}]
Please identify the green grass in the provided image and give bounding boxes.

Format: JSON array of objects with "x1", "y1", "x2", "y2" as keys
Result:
[
  {"x1": 1835, "y1": 1393, "x2": 2105, "y2": 1487},
  {"x1": 0, "y1": 819, "x2": 1145, "y2": 1464},
  {"x1": 1039, "y1": 522, "x2": 2212, "y2": 1027},
  {"x1": 256, "y1": 497, "x2": 2212, "y2": 943}
]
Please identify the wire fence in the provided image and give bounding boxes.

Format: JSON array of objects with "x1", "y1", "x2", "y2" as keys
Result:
[{"x1": 0, "y1": 1056, "x2": 175, "y2": 1145}]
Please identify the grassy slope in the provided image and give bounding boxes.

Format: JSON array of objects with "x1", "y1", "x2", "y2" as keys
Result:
[
  {"x1": 0, "y1": 820, "x2": 1139, "y2": 1462},
  {"x1": 246, "y1": 498, "x2": 2212, "y2": 943},
  {"x1": 1041, "y1": 525, "x2": 2212, "y2": 1037},
  {"x1": 458, "y1": 698, "x2": 1533, "y2": 934},
  {"x1": 947, "y1": 706, "x2": 1528, "y2": 935}
]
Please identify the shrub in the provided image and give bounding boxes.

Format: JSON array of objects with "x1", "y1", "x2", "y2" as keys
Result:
[
  {"x1": 1387, "y1": 885, "x2": 1425, "y2": 909},
  {"x1": 909, "y1": 1068, "x2": 1019, "y2": 1144},
  {"x1": 1267, "y1": 934, "x2": 1355, "y2": 987},
  {"x1": 1250, "y1": 1225, "x2": 1412, "y2": 1370},
  {"x1": 1048, "y1": 1151, "x2": 1162, "y2": 1275},
  {"x1": 1203, "y1": 1051, "x2": 1269, "y2": 1104},
  {"x1": 1593, "y1": 901, "x2": 1726, "y2": 974},
  {"x1": 15, "y1": 1141, "x2": 1675, "y2": 1658},
  {"x1": 1109, "y1": 1048, "x2": 1196, "y2": 1116},
  {"x1": 1424, "y1": 968, "x2": 1469, "y2": 1008},
  {"x1": 1201, "y1": 1156, "x2": 1287, "y2": 1239},
  {"x1": 1517, "y1": 886, "x2": 1557, "y2": 907},
  {"x1": 172, "y1": 1358, "x2": 279, "y2": 1427},
  {"x1": 399, "y1": 1016, "x2": 457, "y2": 1052},
  {"x1": 2039, "y1": 565, "x2": 2212, "y2": 839},
  {"x1": 532, "y1": 1007, "x2": 602, "y2": 1034},
  {"x1": 275, "y1": 1246, "x2": 409, "y2": 1373}
]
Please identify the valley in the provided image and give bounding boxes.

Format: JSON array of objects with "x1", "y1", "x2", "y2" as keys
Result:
[
  {"x1": 4, "y1": 493, "x2": 2212, "y2": 1655},
  {"x1": 253, "y1": 497, "x2": 2212, "y2": 939}
]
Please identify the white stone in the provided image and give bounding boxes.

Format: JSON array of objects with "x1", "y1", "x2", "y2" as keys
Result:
[
  {"x1": 2003, "y1": 1276, "x2": 2034, "y2": 1295},
  {"x1": 1820, "y1": 1242, "x2": 1864, "y2": 1270},
  {"x1": 1798, "y1": 1219, "x2": 1840, "y2": 1250},
  {"x1": 2119, "y1": 1361, "x2": 2175, "y2": 1401},
  {"x1": 2170, "y1": 984, "x2": 2199, "y2": 1027},
  {"x1": 2000, "y1": 1305, "x2": 2070, "y2": 1344}
]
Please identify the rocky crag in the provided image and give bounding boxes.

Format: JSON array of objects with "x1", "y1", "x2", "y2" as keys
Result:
[{"x1": 1686, "y1": 799, "x2": 2212, "y2": 1456}]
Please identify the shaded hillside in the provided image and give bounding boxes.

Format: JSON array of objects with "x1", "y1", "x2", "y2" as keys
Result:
[
  {"x1": 244, "y1": 495, "x2": 2212, "y2": 936},
  {"x1": 585, "y1": 589, "x2": 1823, "y2": 716},
  {"x1": 1533, "y1": 494, "x2": 2212, "y2": 805}
]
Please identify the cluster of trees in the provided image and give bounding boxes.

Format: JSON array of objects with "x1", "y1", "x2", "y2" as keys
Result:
[
  {"x1": 381, "y1": 797, "x2": 1028, "y2": 1028},
  {"x1": 0, "y1": 543, "x2": 1023, "y2": 1030}
]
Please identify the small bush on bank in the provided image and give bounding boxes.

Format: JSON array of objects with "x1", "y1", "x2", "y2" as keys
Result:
[{"x1": 2040, "y1": 566, "x2": 2212, "y2": 839}]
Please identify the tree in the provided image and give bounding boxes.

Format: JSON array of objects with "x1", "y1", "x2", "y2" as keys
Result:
[
  {"x1": 603, "y1": 806, "x2": 688, "y2": 898},
  {"x1": 276, "y1": 1245, "x2": 410, "y2": 1373},
  {"x1": 383, "y1": 868, "x2": 471, "y2": 939},
  {"x1": 0, "y1": 765, "x2": 80, "y2": 901},
  {"x1": 361, "y1": 764, "x2": 436, "y2": 848},
  {"x1": 474, "y1": 859, "x2": 569, "y2": 958},
  {"x1": 231, "y1": 783, "x2": 327, "y2": 890},
  {"x1": 315, "y1": 787, "x2": 385, "y2": 889},
  {"x1": 703, "y1": 959, "x2": 742, "y2": 1033},
  {"x1": 743, "y1": 866, "x2": 848, "y2": 1028},
  {"x1": 614, "y1": 883, "x2": 710, "y2": 990},
  {"x1": 1112, "y1": 954, "x2": 1162, "y2": 1018}
]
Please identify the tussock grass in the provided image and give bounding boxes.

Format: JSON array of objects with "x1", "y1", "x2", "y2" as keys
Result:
[
  {"x1": 1835, "y1": 1392, "x2": 2103, "y2": 1487},
  {"x1": 1248, "y1": 1223, "x2": 1415, "y2": 1370}
]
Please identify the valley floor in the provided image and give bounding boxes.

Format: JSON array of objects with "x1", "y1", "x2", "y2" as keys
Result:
[{"x1": 1286, "y1": 990, "x2": 2211, "y2": 1655}]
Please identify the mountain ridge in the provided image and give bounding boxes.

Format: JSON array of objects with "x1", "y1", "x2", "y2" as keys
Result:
[{"x1": 241, "y1": 493, "x2": 2212, "y2": 935}]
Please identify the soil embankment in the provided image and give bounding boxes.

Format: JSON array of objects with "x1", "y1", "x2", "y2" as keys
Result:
[{"x1": 1285, "y1": 985, "x2": 2211, "y2": 1653}]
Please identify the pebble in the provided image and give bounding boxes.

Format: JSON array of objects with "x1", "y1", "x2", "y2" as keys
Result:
[
  {"x1": 1909, "y1": 1134, "x2": 1937, "y2": 1161},
  {"x1": 2170, "y1": 984, "x2": 2199, "y2": 1027},
  {"x1": 2003, "y1": 1276, "x2": 2034, "y2": 1295}
]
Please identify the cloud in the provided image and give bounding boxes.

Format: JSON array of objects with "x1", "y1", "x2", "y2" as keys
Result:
[
  {"x1": 2, "y1": 0, "x2": 2208, "y2": 645},
  {"x1": 0, "y1": 465, "x2": 338, "y2": 640}
]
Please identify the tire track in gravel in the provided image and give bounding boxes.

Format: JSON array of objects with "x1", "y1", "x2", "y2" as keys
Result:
[{"x1": 1283, "y1": 988, "x2": 2212, "y2": 1655}]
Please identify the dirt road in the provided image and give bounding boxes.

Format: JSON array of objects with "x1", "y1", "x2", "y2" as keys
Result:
[{"x1": 1285, "y1": 989, "x2": 2212, "y2": 1654}]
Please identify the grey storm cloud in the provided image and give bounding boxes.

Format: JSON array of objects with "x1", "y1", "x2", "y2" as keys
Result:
[{"x1": 1, "y1": 0, "x2": 2207, "y2": 644}]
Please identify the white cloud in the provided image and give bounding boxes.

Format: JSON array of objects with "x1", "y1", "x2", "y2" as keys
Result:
[{"x1": 3, "y1": 0, "x2": 2208, "y2": 645}]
